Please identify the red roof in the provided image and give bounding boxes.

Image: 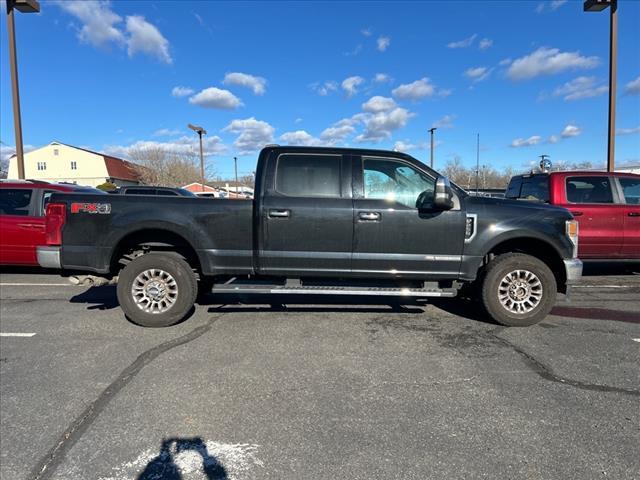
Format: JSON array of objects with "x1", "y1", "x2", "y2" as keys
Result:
[{"x1": 103, "y1": 155, "x2": 141, "y2": 182}]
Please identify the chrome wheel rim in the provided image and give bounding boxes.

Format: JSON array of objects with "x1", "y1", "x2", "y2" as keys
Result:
[
  {"x1": 498, "y1": 269, "x2": 543, "y2": 314},
  {"x1": 131, "y1": 269, "x2": 178, "y2": 314}
]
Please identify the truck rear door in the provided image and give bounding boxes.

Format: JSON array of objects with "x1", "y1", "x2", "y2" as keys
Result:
[
  {"x1": 258, "y1": 151, "x2": 353, "y2": 276},
  {"x1": 617, "y1": 176, "x2": 640, "y2": 258}
]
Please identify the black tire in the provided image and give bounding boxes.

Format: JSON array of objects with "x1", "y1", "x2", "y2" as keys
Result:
[
  {"x1": 480, "y1": 253, "x2": 556, "y2": 327},
  {"x1": 117, "y1": 252, "x2": 197, "y2": 327}
]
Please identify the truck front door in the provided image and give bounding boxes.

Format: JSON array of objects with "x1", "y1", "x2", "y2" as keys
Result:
[
  {"x1": 259, "y1": 152, "x2": 353, "y2": 276},
  {"x1": 352, "y1": 156, "x2": 465, "y2": 278}
]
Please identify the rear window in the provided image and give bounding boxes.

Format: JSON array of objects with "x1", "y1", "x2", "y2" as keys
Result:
[
  {"x1": 566, "y1": 176, "x2": 613, "y2": 204},
  {"x1": 275, "y1": 154, "x2": 342, "y2": 197},
  {"x1": 0, "y1": 188, "x2": 33, "y2": 216},
  {"x1": 506, "y1": 176, "x2": 549, "y2": 202}
]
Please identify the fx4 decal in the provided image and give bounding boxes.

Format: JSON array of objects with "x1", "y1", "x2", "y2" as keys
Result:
[{"x1": 70, "y1": 202, "x2": 111, "y2": 214}]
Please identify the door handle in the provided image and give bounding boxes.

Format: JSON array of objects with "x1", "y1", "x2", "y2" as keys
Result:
[
  {"x1": 628, "y1": 212, "x2": 640, "y2": 217},
  {"x1": 268, "y1": 209, "x2": 290, "y2": 218},
  {"x1": 17, "y1": 223, "x2": 34, "y2": 228},
  {"x1": 570, "y1": 211, "x2": 583, "y2": 217},
  {"x1": 358, "y1": 211, "x2": 381, "y2": 221}
]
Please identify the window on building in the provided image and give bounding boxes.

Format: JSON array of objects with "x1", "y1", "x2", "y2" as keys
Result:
[
  {"x1": 71, "y1": 161, "x2": 77, "y2": 170},
  {"x1": 53, "y1": 149, "x2": 59, "y2": 156},
  {"x1": 37, "y1": 162, "x2": 47, "y2": 171}
]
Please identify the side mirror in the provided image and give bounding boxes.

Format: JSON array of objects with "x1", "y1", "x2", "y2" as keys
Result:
[{"x1": 433, "y1": 176, "x2": 454, "y2": 210}]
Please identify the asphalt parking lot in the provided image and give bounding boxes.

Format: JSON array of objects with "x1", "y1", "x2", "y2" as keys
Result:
[{"x1": 1, "y1": 264, "x2": 639, "y2": 480}]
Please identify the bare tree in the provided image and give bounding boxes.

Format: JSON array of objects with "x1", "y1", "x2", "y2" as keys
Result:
[{"x1": 127, "y1": 147, "x2": 211, "y2": 187}]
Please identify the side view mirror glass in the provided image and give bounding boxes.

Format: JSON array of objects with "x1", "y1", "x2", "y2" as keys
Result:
[{"x1": 433, "y1": 176, "x2": 454, "y2": 210}]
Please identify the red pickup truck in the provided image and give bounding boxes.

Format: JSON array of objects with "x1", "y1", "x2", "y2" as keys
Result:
[
  {"x1": 506, "y1": 171, "x2": 640, "y2": 260},
  {"x1": 0, "y1": 180, "x2": 106, "y2": 266}
]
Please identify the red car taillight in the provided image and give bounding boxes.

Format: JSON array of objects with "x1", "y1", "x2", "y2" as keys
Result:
[{"x1": 45, "y1": 202, "x2": 66, "y2": 246}]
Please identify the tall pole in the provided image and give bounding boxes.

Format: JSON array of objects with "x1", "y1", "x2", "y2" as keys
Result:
[
  {"x1": 428, "y1": 127, "x2": 437, "y2": 169},
  {"x1": 475, "y1": 133, "x2": 480, "y2": 194},
  {"x1": 6, "y1": 0, "x2": 25, "y2": 179},
  {"x1": 198, "y1": 132, "x2": 204, "y2": 192},
  {"x1": 606, "y1": 0, "x2": 617, "y2": 173},
  {"x1": 234, "y1": 157, "x2": 238, "y2": 194}
]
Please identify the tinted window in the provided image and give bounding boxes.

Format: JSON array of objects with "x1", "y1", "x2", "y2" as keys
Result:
[
  {"x1": 566, "y1": 176, "x2": 613, "y2": 204},
  {"x1": 520, "y1": 176, "x2": 549, "y2": 202},
  {"x1": 619, "y1": 177, "x2": 640, "y2": 205},
  {"x1": 156, "y1": 189, "x2": 179, "y2": 196},
  {"x1": 505, "y1": 178, "x2": 522, "y2": 199},
  {"x1": 363, "y1": 157, "x2": 435, "y2": 208},
  {"x1": 0, "y1": 189, "x2": 33, "y2": 216},
  {"x1": 276, "y1": 154, "x2": 341, "y2": 197},
  {"x1": 124, "y1": 188, "x2": 155, "y2": 195}
]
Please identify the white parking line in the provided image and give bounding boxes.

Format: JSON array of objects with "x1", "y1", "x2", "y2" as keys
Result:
[
  {"x1": 0, "y1": 333, "x2": 36, "y2": 337},
  {"x1": 573, "y1": 285, "x2": 634, "y2": 289},
  {"x1": 633, "y1": 338, "x2": 640, "y2": 343},
  {"x1": 0, "y1": 283, "x2": 73, "y2": 286}
]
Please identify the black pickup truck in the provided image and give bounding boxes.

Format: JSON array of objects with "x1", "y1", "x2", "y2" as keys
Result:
[{"x1": 37, "y1": 146, "x2": 582, "y2": 328}]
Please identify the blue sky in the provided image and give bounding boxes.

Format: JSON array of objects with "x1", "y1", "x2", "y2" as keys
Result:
[{"x1": 1, "y1": 0, "x2": 639, "y2": 179}]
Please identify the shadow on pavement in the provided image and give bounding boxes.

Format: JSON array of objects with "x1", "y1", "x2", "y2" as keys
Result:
[
  {"x1": 582, "y1": 261, "x2": 640, "y2": 277},
  {"x1": 550, "y1": 306, "x2": 640, "y2": 324},
  {"x1": 137, "y1": 437, "x2": 227, "y2": 480},
  {"x1": 69, "y1": 285, "x2": 119, "y2": 310}
]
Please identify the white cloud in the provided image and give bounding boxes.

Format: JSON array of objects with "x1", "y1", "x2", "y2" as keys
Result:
[
  {"x1": 57, "y1": 2, "x2": 172, "y2": 64},
  {"x1": 373, "y1": 73, "x2": 391, "y2": 83},
  {"x1": 320, "y1": 124, "x2": 355, "y2": 143},
  {"x1": 362, "y1": 96, "x2": 397, "y2": 113},
  {"x1": 624, "y1": 76, "x2": 640, "y2": 95},
  {"x1": 377, "y1": 36, "x2": 391, "y2": 52},
  {"x1": 153, "y1": 128, "x2": 183, "y2": 137},
  {"x1": 537, "y1": 0, "x2": 567, "y2": 12},
  {"x1": 171, "y1": 86, "x2": 194, "y2": 98},
  {"x1": 447, "y1": 33, "x2": 477, "y2": 49},
  {"x1": 393, "y1": 140, "x2": 429, "y2": 152},
  {"x1": 361, "y1": 28, "x2": 372, "y2": 37},
  {"x1": 561, "y1": 124, "x2": 582, "y2": 138},
  {"x1": 432, "y1": 115, "x2": 456, "y2": 129},
  {"x1": 294, "y1": 117, "x2": 303, "y2": 124},
  {"x1": 355, "y1": 108, "x2": 414, "y2": 143},
  {"x1": 479, "y1": 38, "x2": 493, "y2": 50},
  {"x1": 548, "y1": 135, "x2": 560, "y2": 144},
  {"x1": 56, "y1": 0, "x2": 125, "y2": 48},
  {"x1": 510, "y1": 136, "x2": 542, "y2": 148},
  {"x1": 279, "y1": 130, "x2": 324, "y2": 146},
  {"x1": 437, "y1": 88, "x2": 453, "y2": 98},
  {"x1": 310, "y1": 81, "x2": 338, "y2": 96},
  {"x1": 105, "y1": 135, "x2": 227, "y2": 159},
  {"x1": 499, "y1": 58, "x2": 512, "y2": 66},
  {"x1": 553, "y1": 76, "x2": 608, "y2": 101},
  {"x1": 464, "y1": 66, "x2": 492, "y2": 82},
  {"x1": 223, "y1": 72, "x2": 267, "y2": 95},
  {"x1": 223, "y1": 118, "x2": 275, "y2": 154},
  {"x1": 342, "y1": 76, "x2": 365, "y2": 97},
  {"x1": 507, "y1": 47, "x2": 599, "y2": 80},
  {"x1": 616, "y1": 126, "x2": 640, "y2": 136},
  {"x1": 189, "y1": 87, "x2": 243, "y2": 110},
  {"x1": 125, "y1": 15, "x2": 172, "y2": 64},
  {"x1": 392, "y1": 77, "x2": 435, "y2": 100}
]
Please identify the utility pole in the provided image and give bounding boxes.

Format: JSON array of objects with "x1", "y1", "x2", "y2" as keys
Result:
[
  {"x1": 188, "y1": 123, "x2": 207, "y2": 191},
  {"x1": 6, "y1": 0, "x2": 40, "y2": 180},
  {"x1": 234, "y1": 157, "x2": 238, "y2": 195},
  {"x1": 475, "y1": 133, "x2": 480, "y2": 194},
  {"x1": 428, "y1": 127, "x2": 437, "y2": 169}
]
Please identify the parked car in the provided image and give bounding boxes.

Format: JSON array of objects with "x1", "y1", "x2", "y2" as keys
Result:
[
  {"x1": 109, "y1": 185, "x2": 197, "y2": 197},
  {"x1": 0, "y1": 180, "x2": 106, "y2": 266},
  {"x1": 40, "y1": 146, "x2": 581, "y2": 328},
  {"x1": 506, "y1": 171, "x2": 640, "y2": 260},
  {"x1": 193, "y1": 190, "x2": 228, "y2": 198}
]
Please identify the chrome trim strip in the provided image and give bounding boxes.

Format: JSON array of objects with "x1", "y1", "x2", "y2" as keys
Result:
[
  {"x1": 36, "y1": 247, "x2": 61, "y2": 269},
  {"x1": 563, "y1": 258, "x2": 583, "y2": 285}
]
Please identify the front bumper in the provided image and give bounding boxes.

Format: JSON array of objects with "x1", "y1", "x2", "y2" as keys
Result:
[
  {"x1": 36, "y1": 246, "x2": 61, "y2": 269},
  {"x1": 563, "y1": 258, "x2": 583, "y2": 285}
]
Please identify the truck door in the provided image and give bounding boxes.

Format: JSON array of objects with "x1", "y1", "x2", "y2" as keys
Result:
[
  {"x1": 351, "y1": 155, "x2": 465, "y2": 278},
  {"x1": 0, "y1": 187, "x2": 40, "y2": 265},
  {"x1": 563, "y1": 175, "x2": 624, "y2": 258},
  {"x1": 617, "y1": 176, "x2": 640, "y2": 258},
  {"x1": 259, "y1": 152, "x2": 353, "y2": 276}
]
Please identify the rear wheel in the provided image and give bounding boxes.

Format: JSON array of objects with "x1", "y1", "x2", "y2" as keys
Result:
[
  {"x1": 480, "y1": 253, "x2": 556, "y2": 327},
  {"x1": 117, "y1": 252, "x2": 197, "y2": 327}
]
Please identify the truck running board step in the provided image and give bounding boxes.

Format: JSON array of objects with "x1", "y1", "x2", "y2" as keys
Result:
[{"x1": 211, "y1": 284, "x2": 457, "y2": 297}]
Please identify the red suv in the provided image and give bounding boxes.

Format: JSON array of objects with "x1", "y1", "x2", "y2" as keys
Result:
[
  {"x1": 506, "y1": 171, "x2": 640, "y2": 259},
  {"x1": 0, "y1": 180, "x2": 106, "y2": 267}
]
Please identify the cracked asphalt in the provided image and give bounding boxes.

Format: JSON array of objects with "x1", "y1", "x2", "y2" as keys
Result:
[{"x1": 1, "y1": 263, "x2": 639, "y2": 480}]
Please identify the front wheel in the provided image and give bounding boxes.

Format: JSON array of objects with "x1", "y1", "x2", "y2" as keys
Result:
[
  {"x1": 480, "y1": 253, "x2": 557, "y2": 327},
  {"x1": 117, "y1": 252, "x2": 197, "y2": 327}
]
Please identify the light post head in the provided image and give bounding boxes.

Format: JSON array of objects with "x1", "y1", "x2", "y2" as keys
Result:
[
  {"x1": 188, "y1": 123, "x2": 207, "y2": 135},
  {"x1": 10, "y1": 0, "x2": 40, "y2": 13},
  {"x1": 584, "y1": 0, "x2": 613, "y2": 12}
]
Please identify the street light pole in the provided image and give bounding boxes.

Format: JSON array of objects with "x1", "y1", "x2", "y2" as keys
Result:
[
  {"x1": 428, "y1": 127, "x2": 437, "y2": 169},
  {"x1": 188, "y1": 123, "x2": 207, "y2": 191},
  {"x1": 233, "y1": 157, "x2": 238, "y2": 195},
  {"x1": 5, "y1": 0, "x2": 40, "y2": 180},
  {"x1": 584, "y1": 0, "x2": 617, "y2": 172}
]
